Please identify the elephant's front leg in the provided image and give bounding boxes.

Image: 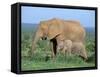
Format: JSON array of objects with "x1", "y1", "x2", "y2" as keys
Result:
[
  {"x1": 50, "y1": 42, "x2": 55, "y2": 59},
  {"x1": 50, "y1": 39, "x2": 57, "y2": 60}
]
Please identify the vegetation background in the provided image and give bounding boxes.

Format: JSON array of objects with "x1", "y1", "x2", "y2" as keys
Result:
[{"x1": 21, "y1": 23, "x2": 95, "y2": 71}]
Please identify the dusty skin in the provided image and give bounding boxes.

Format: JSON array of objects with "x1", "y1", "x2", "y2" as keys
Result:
[{"x1": 32, "y1": 18, "x2": 87, "y2": 60}]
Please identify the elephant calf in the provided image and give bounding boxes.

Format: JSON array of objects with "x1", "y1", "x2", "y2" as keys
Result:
[
  {"x1": 57, "y1": 39, "x2": 72, "y2": 56},
  {"x1": 57, "y1": 39, "x2": 88, "y2": 60}
]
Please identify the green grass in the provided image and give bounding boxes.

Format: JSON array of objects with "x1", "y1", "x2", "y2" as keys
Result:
[
  {"x1": 21, "y1": 29, "x2": 96, "y2": 71},
  {"x1": 21, "y1": 54, "x2": 95, "y2": 70}
]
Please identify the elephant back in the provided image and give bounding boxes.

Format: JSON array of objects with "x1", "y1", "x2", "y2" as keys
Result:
[{"x1": 63, "y1": 20, "x2": 86, "y2": 43}]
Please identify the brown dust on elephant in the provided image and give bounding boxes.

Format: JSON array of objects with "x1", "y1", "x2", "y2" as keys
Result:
[{"x1": 31, "y1": 18, "x2": 87, "y2": 60}]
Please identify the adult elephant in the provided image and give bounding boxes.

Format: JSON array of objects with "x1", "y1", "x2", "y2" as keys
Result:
[{"x1": 31, "y1": 18, "x2": 87, "y2": 60}]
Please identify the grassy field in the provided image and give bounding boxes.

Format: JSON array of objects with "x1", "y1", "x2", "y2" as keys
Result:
[{"x1": 21, "y1": 24, "x2": 96, "y2": 71}]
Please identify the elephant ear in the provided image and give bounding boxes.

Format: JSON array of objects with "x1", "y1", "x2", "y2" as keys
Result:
[{"x1": 48, "y1": 24, "x2": 63, "y2": 40}]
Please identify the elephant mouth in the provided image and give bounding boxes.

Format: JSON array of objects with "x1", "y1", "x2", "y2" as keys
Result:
[{"x1": 41, "y1": 37, "x2": 47, "y2": 40}]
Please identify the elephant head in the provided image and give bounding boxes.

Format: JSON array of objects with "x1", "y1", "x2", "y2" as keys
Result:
[
  {"x1": 31, "y1": 19, "x2": 64, "y2": 56},
  {"x1": 39, "y1": 18, "x2": 65, "y2": 40}
]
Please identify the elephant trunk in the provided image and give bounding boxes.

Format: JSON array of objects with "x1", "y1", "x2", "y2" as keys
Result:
[{"x1": 31, "y1": 30, "x2": 40, "y2": 56}]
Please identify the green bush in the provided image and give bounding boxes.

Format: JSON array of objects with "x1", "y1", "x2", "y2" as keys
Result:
[
  {"x1": 86, "y1": 39, "x2": 95, "y2": 52},
  {"x1": 21, "y1": 30, "x2": 96, "y2": 70}
]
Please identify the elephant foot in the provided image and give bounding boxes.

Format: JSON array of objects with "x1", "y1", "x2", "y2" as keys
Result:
[{"x1": 50, "y1": 53, "x2": 56, "y2": 62}]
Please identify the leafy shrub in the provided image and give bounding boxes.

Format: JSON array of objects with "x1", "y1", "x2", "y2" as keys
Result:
[{"x1": 86, "y1": 39, "x2": 95, "y2": 52}]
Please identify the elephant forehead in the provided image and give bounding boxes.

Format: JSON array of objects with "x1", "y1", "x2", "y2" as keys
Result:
[{"x1": 40, "y1": 23, "x2": 48, "y2": 28}]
